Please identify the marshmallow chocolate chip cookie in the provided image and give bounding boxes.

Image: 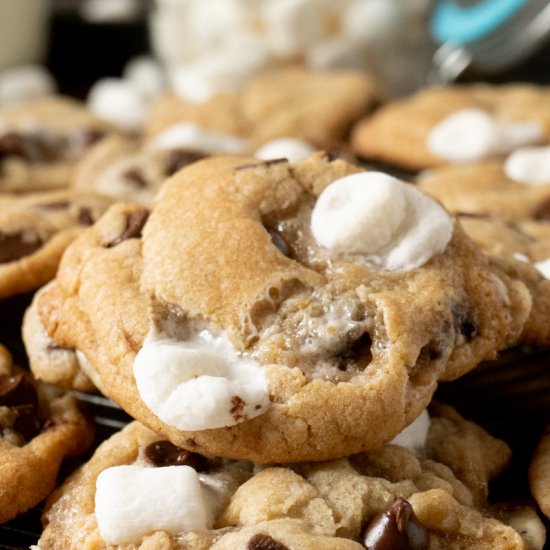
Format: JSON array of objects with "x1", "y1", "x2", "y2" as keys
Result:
[
  {"x1": 37, "y1": 405, "x2": 545, "y2": 549},
  {"x1": 0, "y1": 190, "x2": 113, "y2": 299},
  {"x1": 351, "y1": 84, "x2": 550, "y2": 171},
  {"x1": 0, "y1": 343, "x2": 94, "y2": 524},
  {"x1": 0, "y1": 96, "x2": 117, "y2": 193},
  {"x1": 38, "y1": 153, "x2": 530, "y2": 462},
  {"x1": 146, "y1": 67, "x2": 378, "y2": 150}
]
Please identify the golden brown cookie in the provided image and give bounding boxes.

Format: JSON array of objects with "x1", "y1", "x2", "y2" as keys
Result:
[
  {"x1": 0, "y1": 96, "x2": 118, "y2": 193},
  {"x1": 145, "y1": 67, "x2": 378, "y2": 149},
  {"x1": 351, "y1": 84, "x2": 550, "y2": 171},
  {"x1": 38, "y1": 154, "x2": 530, "y2": 462},
  {"x1": 529, "y1": 427, "x2": 550, "y2": 520},
  {"x1": 0, "y1": 189, "x2": 114, "y2": 299},
  {"x1": 0, "y1": 343, "x2": 94, "y2": 524},
  {"x1": 37, "y1": 405, "x2": 545, "y2": 549}
]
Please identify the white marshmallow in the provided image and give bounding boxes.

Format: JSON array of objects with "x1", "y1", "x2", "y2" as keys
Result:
[
  {"x1": 255, "y1": 138, "x2": 315, "y2": 163},
  {"x1": 0, "y1": 65, "x2": 56, "y2": 106},
  {"x1": 311, "y1": 172, "x2": 453, "y2": 271},
  {"x1": 133, "y1": 330, "x2": 270, "y2": 431},
  {"x1": 505, "y1": 146, "x2": 550, "y2": 186},
  {"x1": 123, "y1": 56, "x2": 166, "y2": 100},
  {"x1": 261, "y1": 0, "x2": 328, "y2": 57},
  {"x1": 535, "y1": 258, "x2": 550, "y2": 279},
  {"x1": 87, "y1": 78, "x2": 149, "y2": 132},
  {"x1": 170, "y1": 34, "x2": 270, "y2": 103},
  {"x1": 428, "y1": 108, "x2": 544, "y2": 163},
  {"x1": 390, "y1": 409, "x2": 430, "y2": 451},
  {"x1": 95, "y1": 465, "x2": 208, "y2": 544},
  {"x1": 150, "y1": 122, "x2": 250, "y2": 155},
  {"x1": 342, "y1": 0, "x2": 402, "y2": 43},
  {"x1": 80, "y1": 0, "x2": 140, "y2": 23}
]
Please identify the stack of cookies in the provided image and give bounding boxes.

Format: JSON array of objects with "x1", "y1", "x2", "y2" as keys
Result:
[{"x1": 0, "y1": 67, "x2": 549, "y2": 549}]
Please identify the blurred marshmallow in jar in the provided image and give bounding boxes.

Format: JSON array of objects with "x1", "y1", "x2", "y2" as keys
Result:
[{"x1": 149, "y1": 0, "x2": 436, "y2": 100}]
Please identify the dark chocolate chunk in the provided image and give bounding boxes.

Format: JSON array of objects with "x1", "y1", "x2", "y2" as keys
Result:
[
  {"x1": 361, "y1": 498, "x2": 429, "y2": 550},
  {"x1": 532, "y1": 196, "x2": 550, "y2": 221},
  {"x1": 321, "y1": 147, "x2": 340, "y2": 162},
  {"x1": 165, "y1": 149, "x2": 207, "y2": 176},
  {"x1": 247, "y1": 534, "x2": 290, "y2": 550},
  {"x1": 0, "y1": 232, "x2": 42, "y2": 263},
  {"x1": 122, "y1": 168, "x2": 148, "y2": 189},
  {"x1": 105, "y1": 209, "x2": 149, "y2": 248},
  {"x1": 267, "y1": 228, "x2": 291, "y2": 257},
  {"x1": 78, "y1": 207, "x2": 94, "y2": 226},
  {"x1": 144, "y1": 440, "x2": 208, "y2": 471},
  {"x1": 0, "y1": 131, "x2": 61, "y2": 163}
]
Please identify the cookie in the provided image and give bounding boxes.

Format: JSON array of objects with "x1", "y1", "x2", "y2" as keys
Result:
[
  {"x1": 145, "y1": 67, "x2": 378, "y2": 150},
  {"x1": 417, "y1": 160, "x2": 550, "y2": 222},
  {"x1": 22, "y1": 282, "x2": 95, "y2": 392},
  {"x1": 38, "y1": 154, "x2": 530, "y2": 462},
  {"x1": 351, "y1": 84, "x2": 550, "y2": 171},
  {"x1": 72, "y1": 135, "x2": 208, "y2": 205},
  {"x1": 0, "y1": 343, "x2": 94, "y2": 524},
  {"x1": 0, "y1": 96, "x2": 118, "y2": 193},
  {"x1": 37, "y1": 405, "x2": 545, "y2": 549},
  {"x1": 529, "y1": 427, "x2": 550, "y2": 519},
  {"x1": 0, "y1": 189, "x2": 114, "y2": 299}
]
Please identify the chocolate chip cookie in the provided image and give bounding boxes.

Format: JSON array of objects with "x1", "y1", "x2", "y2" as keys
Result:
[
  {"x1": 351, "y1": 84, "x2": 550, "y2": 171},
  {"x1": 146, "y1": 67, "x2": 378, "y2": 150},
  {"x1": 0, "y1": 343, "x2": 94, "y2": 524},
  {"x1": 37, "y1": 153, "x2": 530, "y2": 462},
  {"x1": 0, "y1": 96, "x2": 118, "y2": 193},
  {"x1": 0, "y1": 190, "x2": 114, "y2": 299},
  {"x1": 37, "y1": 405, "x2": 545, "y2": 549}
]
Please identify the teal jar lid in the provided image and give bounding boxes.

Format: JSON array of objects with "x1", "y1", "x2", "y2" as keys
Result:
[{"x1": 432, "y1": 0, "x2": 528, "y2": 44}]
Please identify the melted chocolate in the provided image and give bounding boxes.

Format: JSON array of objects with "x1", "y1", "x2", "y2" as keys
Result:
[
  {"x1": 246, "y1": 534, "x2": 290, "y2": 550},
  {"x1": 105, "y1": 209, "x2": 149, "y2": 248},
  {"x1": 144, "y1": 440, "x2": 208, "y2": 471},
  {"x1": 165, "y1": 149, "x2": 207, "y2": 176}
]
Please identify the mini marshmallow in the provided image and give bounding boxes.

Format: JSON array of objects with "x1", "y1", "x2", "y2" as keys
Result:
[
  {"x1": 505, "y1": 146, "x2": 550, "y2": 186},
  {"x1": 342, "y1": 0, "x2": 402, "y2": 43},
  {"x1": 80, "y1": 0, "x2": 140, "y2": 23},
  {"x1": 0, "y1": 65, "x2": 56, "y2": 106},
  {"x1": 390, "y1": 409, "x2": 430, "y2": 452},
  {"x1": 95, "y1": 465, "x2": 207, "y2": 544},
  {"x1": 87, "y1": 78, "x2": 149, "y2": 132},
  {"x1": 255, "y1": 138, "x2": 316, "y2": 163},
  {"x1": 428, "y1": 108, "x2": 544, "y2": 163},
  {"x1": 535, "y1": 259, "x2": 550, "y2": 279},
  {"x1": 133, "y1": 330, "x2": 270, "y2": 431},
  {"x1": 149, "y1": 122, "x2": 250, "y2": 155},
  {"x1": 261, "y1": 0, "x2": 328, "y2": 57},
  {"x1": 311, "y1": 172, "x2": 453, "y2": 271},
  {"x1": 123, "y1": 56, "x2": 166, "y2": 100}
]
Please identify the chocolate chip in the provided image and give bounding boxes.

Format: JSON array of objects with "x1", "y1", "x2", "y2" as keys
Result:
[
  {"x1": 78, "y1": 207, "x2": 94, "y2": 226},
  {"x1": 36, "y1": 201, "x2": 70, "y2": 211},
  {"x1": 361, "y1": 498, "x2": 428, "y2": 550},
  {"x1": 267, "y1": 228, "x2": 291, "y2": 257},
  {"x1": 0, "y1": 232, "x2": 42, "y2": 263},
  {"x1": 122, "y1": 168, "x2": 148, "y2": 189},
  {"x1": 321, "y1": 147, "x2": 340, "y2": 162},
  {"x1": 451, "y1": 304, "x2": 478, "y2": 343},
  {"x1": 144, "y1": 440, "x2": 208, "y2": 470},
  {"x1": 247, "y1": 534, "x2": 290, "y2": 550},
  {"x1": 165, "y1": 149, "x2": 207, "y2": 176},
  {"x1": 105, "y1": 209, "x2": 149, "y2": 248},
  {"x1": 0, "y1": 131, "x2": 61, "y2": 163},
  {"x1": 0, "y1": 132, "x2": 26, "y2": 159},
  {"x1": 532, "y1": 197, "x2": 550, "y2": 221}
]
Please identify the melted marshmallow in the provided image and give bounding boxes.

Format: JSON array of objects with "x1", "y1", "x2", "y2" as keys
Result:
[
  {"x1": 535, "y1": 258, "x2": 550, "y2": 279},
  {"x1": 149, "y1": 122, "x2": 250, "y2": 155},
  {"x1": 254, "y1": 137, "x2": 315, "y2": 163},
  {"x1": 310, "y1": 172, "x2": 453, "y2": 271},
  {"x1": 133, "y1": 330, "x2": 270, "y2": 431},
  {"x1": 390, "y1": 409, "x2": 430, "y2": 451},
  {"x1": 95, "y1": 465, "x2": 208, "y2": 544},
  {"x1": 427, "y1": 108, "x2": 544, "y2": 163},
  {"x1": 505, "y1": 146, "x2": 550, "y2": 186}
]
